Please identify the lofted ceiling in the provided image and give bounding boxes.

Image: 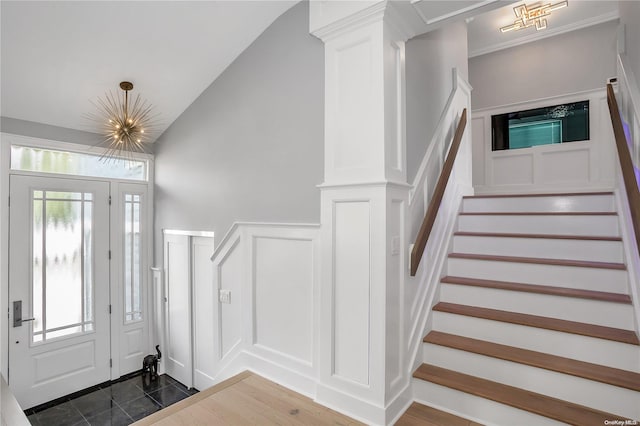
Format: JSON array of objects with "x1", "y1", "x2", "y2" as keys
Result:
[
  {"x1": 0, "y1": 0, "x2": 297, "y2": 142},
  {"x1": 1, "y1": 0, "x2": 621, "y2": 143}
]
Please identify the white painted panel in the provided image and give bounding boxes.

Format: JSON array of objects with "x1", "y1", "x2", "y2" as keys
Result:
[
  {"x1": 471, "y1": 117, "x2": 485, "y2": 187},
  {"x1": 492, "y1": 153, "x2": 533, "y2": 185},
  {"x1": 447, "y1": 257, "x2": 628, "y2": 293},
  {"x1": 452, "y1": 235, "x2": 624, "y2": 263},
  {"x1": 423, "y1": 344, "x2": 640, "y2": 420},
  {"x1": 164, "y1": 235, "x2": 192, "y2": 387},
  {"x1": 540, "y1": 149, "x2": 590, "y2": 183},
  {"x1": 473, "y1": 90, "x2": 616, "y2": 193},
  {"x1": 192, "y1": 236, "x2": 215, "y2": 388},
  {"x1": 333, "y1": 201, "x2": 370, "y2": 385},
  {"x1": 384, "y1": 38, "x2": 404, "y2": 180},
  {"x1": 34, "y1": 341, "x2": 95, "y2": 384},
  {"x1": 412, "y1": 379, "x2": 564, "y2": 426},
  {"x1": 386, "y1": 199, "x2": 403, "y2": 391},
  {"x1": 124, "y1": 329, "x2": 143, "y2": 358},
  {"x1": 255, "y1": 237, "x2": 313, "y2": 364},
  {"x1": 219, "y1": 242, "x2": 242, "y2": 359},
  {"x1": 439, "y1": 284, "x2": 635, "y2": 329},
  {"x1": 462, "y1": 194, "x2": 615, "y2": 213},
  {"x1": 334, "y1": 38, "x2": 375, "y2": 171},
  {"x1": 432, "y1": 311, "x2": 640, "y2": 372}
]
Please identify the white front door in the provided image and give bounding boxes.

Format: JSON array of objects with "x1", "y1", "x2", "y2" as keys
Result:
[{"x1": 9, "y1": 175, "x2": 111, "y2": 409}]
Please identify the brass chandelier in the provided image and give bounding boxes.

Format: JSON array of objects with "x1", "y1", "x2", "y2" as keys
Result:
[{"x1": 89, "y1": 81, "x2": 156, "y2": 161}]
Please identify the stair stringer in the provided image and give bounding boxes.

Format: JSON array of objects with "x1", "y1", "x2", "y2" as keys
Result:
[
  {"x1": 614, "y1": 184, "x2": 640, "y2": 336},
  {"x1": 406, "y1": 181, "x2": 466, "y2": 376}
]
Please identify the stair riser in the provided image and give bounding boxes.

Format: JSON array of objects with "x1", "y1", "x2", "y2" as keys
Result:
[
  {"x1": 422, "y1": 344, "x2": 640, "y2": 419},
  {"x1": 439, "y1": 284, "x2": 634, "y2": 329},
  {"x1": 447, "y1": 258, "x2": 629, "y2": 293},
  {"x1": 453, "y1": 235, "x2": 623, "y2": 263},
  {"x1": 457, "y1": 215, "x2": 619, "y2": 236},
  {"x1": 432, "y1": 311, "x2": 640, "y2": 372},
  {"x1": 462, "y1": 195, "x2": 615, "y2": 213},
  {"x1": 412, "y1": 379, "x2": 565, "y2": 426}
]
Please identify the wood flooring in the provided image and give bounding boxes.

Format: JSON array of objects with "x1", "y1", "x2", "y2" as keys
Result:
[{"x1": 132, "y1": 371, "x2": 362, "y2": 426}]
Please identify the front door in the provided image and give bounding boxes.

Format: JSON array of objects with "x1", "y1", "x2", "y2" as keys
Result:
[{"x1": 9, "y1": 175, "x2": 111, "y2": 409}]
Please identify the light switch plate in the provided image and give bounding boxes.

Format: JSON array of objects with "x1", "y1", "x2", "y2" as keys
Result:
[
  {"x1": 219, "y1": 289, "x2": 231, "y2": 304},
  {"x1": 391, "y1": 236, "x2": 400, "y2": 255}
]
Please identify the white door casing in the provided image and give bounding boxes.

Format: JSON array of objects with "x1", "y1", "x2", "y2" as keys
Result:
[{"x1": 8, "y1": 175, "x2": 111, "y2": 409}]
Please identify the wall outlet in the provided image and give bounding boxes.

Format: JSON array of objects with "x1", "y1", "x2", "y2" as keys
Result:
[{"x1": 219, "y1": 289, "x2": 231, "y2": 304}]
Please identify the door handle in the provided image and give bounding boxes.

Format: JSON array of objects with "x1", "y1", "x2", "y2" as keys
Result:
[{"x1": 13, "y1": 300, "x2": 35, "y2": 327}]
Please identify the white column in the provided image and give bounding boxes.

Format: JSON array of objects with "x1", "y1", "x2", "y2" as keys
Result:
[{"x1": 311, "y1": 2, "x2": 418, "y2": 424}]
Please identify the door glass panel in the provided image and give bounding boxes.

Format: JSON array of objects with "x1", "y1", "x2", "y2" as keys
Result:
[
  {"x1": 32, "y1": 190, "x2": 95, "y2": 343},
  {"x1": 124, "y1": 193, "x2": 142, "y2": 323}
]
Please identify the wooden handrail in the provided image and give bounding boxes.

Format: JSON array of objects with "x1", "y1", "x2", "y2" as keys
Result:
[
  {"x1": 410, "y1": 108, "x2": 467, "y2": 276},
  {"x1": 607, "y1": 84, "x2": 640, "y2": 254}
]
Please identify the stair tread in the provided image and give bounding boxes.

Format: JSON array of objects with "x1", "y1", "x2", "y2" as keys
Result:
[
  {"x1": 433, "y1": 302, "x2": 640, "y2": 345},
  {"x1": 424, "y1": 331, "x2": 640, "y2": 391},
  {"x1": 464, "y1": 191, "x2": 614, "y2": 199},
  {"x1": 459, "y1": 211, "x2": 617, "y2": 215},
  {"x1": 454, "y1": 231, "x2": 622, "y2": 241},
  {"x1": 441, "y1": 276, "x2": 632, "y2": 304},
  {"x1": 395, "y1": 402, "x2": 483, "y2": 426},
  {"x1": 413, "y1": 364, "x2": 625, "y2": 425},
  {"x1": 448, "y1": 252, "x2": 626, "y2": 270}
]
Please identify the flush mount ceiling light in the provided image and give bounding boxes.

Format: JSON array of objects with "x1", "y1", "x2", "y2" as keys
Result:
[
  {"x1": 500, "y1": 1, "x2": 568, "y2": 33},
  {"x1": 87, "y1": 81, "x2": 157, "y2": 161}
]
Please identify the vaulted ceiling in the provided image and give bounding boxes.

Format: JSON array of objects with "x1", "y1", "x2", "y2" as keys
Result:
[
  {"x1": 1, "y1": 1, "x2": 297, "y2": 141},
  {"x1": 1, "y1": 1, "x2": 620, "y2": 143}
]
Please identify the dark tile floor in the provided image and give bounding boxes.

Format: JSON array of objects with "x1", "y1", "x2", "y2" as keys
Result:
[{"x1": 25, "y1": 374, "x2": 198, "y2": 426}]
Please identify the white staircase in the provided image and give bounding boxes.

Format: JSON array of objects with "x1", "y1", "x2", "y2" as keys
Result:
[{"x1": 411, "y1": 192, "x2": 640, "y2": 425}]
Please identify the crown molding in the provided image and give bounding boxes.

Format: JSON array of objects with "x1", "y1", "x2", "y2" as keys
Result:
[{"x1": 310, "y1": 1, "x2": 388, "y2": 42}]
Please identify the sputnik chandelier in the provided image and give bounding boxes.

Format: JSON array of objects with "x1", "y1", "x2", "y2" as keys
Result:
[
  {"x1": 500, "y1": 1, "x2": 568, "y2": 33},
  {"x1": 88, "y1": 81, "x2": 156, "y2": 161}
]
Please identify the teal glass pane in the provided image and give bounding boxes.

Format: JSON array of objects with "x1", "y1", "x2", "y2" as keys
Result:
[{"x1": 509, "y1": 120, "x2": 562, "y2": 149}]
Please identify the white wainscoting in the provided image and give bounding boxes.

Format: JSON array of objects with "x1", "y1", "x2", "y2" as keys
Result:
[
  {"x1": 207, "y1": 223, "x2": 320, "y2": 396},
  {"x1": 405, "y1": 68, "x2": 473, "y2": 377},
  {"x1": 472, "y1": 89, "x2": 617, "y2": 194}
]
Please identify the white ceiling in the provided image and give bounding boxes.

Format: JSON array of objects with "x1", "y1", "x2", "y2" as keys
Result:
[
  {"x1": 1, "y1": 0, "x2": 621, "y2": 141},
  {"x1": 1, "y1": 0, "x2": 297, "y2": 141},
  {"x1": 467, "y1": 0, "x2": 619, "y2": 58}
]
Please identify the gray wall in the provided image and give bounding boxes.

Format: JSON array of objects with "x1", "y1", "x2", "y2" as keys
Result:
[
  {"x1": 1, "y1": 116, "x2": 104, "y2": 146},
  {"x1": 619, "y1": 1, "x2": 640, "y2": 84},
  {"x1": 406, "y1": 20, "x2": 468, "y2": 182},
  {"x1": 153, "y1": 1, "x2": 323, "y2": 263},
  {"x1": 469, "y1": 20, "x2": 618, "y2": 110}
]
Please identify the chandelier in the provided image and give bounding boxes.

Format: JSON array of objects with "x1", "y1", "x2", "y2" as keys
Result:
[
  {"x1": 88, "y1": 81, "x2": 156, "y2": 161},
  {"x1": 500, "y1": 1, "x2": 568, "y2": 33}
]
